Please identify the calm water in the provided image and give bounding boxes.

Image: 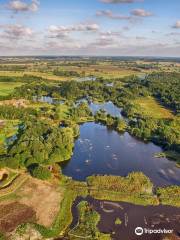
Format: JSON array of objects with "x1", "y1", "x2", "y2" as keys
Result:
[
  {"x1": 76, "y1": 76, "x2": 96, "y2": 82},
  {"x1": 33, "y1": 96, "x2": 64, "y2": 104},
  {"x1": 89, "y1": 101, "x2": 122, "y2": 118},
  {"x1": 62, "y1": 122, "x2": 180, "y2": 186},
  {"x1": 71, "y1": 196, "x2": 180, "y2": 240}
]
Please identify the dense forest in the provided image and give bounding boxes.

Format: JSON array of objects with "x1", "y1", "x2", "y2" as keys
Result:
[
  {"x1": 144, "y1": 72, "x2": 180, "y2": 113},
  {"x1": 0, "y1": 120, "x2": 75, "y2": 177}
]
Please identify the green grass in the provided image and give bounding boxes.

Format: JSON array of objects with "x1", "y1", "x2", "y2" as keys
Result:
[
  {"x1": 0, "y1": 135, "x2": 5, "y2": 144},
  {"x1": 156, "y1": 186, "x2": 180, "y2": 207},
  {"x1": 29, "y1": 101, "x2": 53, "y2": 109},
  {"x1": 89, "y1": 190, "x2": 159, "y2": 206},
  {"x1": 0, "y1": 82, "x2": 23, "y2": 96},
  {"x1": 133, "y1": 97, "x2": 174, "y2": 119},
  {"x1": 0, "y1": 192, "x2": 19, "y2": 202},
  {"x1": 115, "y1": 218, "x2": 122, "y2": 225},
  {"x1": 0, "y1": 171, "x2": 19, "y2": 189},
  {"x1": 0, "y1": 174, "x2": 28, "y2": 197},
  {"x1": 0, "y1": 71, "x2": 73, "y2": 81},
  {"x1": 87, "y1": 173, "x2": 159, "y2": 206}
]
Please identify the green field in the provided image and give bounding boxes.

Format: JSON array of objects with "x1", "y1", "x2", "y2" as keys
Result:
[
  {"x1": 133, "y1": 97, "x2": 174, "y2": 119},
  {"x1": 0, "y1": 71, "x2": 74, "y2": 81},
  {"x1": 0, "y1": 82, "x2": 23, "y2": 96}
]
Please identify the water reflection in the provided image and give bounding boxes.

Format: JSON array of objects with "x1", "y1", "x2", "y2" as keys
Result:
[
  {"x1": 33, "y1": 96, "x2": 64, "y2": 104},
  {"x1": 62, "y1": 122, "x2": 180, "y2": 186},
  {"x1": 76, "y1": 76, "x2": 96, "y2": 82},
  {"x1": 89, "y1": 101, "x2": 123, "y2": 118},
  {"x1": 71, "y1": 196, "x2": 180, "y2": 240}
]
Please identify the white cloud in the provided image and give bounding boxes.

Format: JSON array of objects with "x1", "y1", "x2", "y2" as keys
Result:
[
  {"x1": 131, "y1": 8, "x2": 153, "y2": 17},
  {"x1": 46, "y1": 40, "x2": 84, "y2": 51},
  {"x1": 96, "y1": 10, "x2": 130, "y2": 20},
  {"x1": 100, "y1": 30, "x2": 122, "y2": 36},
  {"x1": 2, "y1": 24, "x2": 33, "y2": 39},
  {"x1": 48, "y1": 23, "x2": 99, "y2": 38},
  {"x1": 7, "y1": 0, "x2": 39, "y2": 13}
]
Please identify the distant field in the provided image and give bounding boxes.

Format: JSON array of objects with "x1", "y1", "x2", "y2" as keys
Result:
[
  {"x1": 0, "y1": 71, "x2": 74, "y2": 81},
  {"x1": 0, "y1": 71, "x2": 24, "y2": 77},
  {"x1": 0, "y1": 60, "x2": 148, "y2": 81},
  {"x1": 0, "y1": 68, "x2": 137, "y2": 80},
  {"x1": 61, "y1": 65, "x2": 139, "y2": 78},
  {"x1": 133, "y1": 97, "x2": 174, "y2": 119},
  {"x1": 23, "y1": 71, "x2": 74, "y2": 81},
  {"x1": 0, "y1": 82, "x2": 23, "y2": 96}
]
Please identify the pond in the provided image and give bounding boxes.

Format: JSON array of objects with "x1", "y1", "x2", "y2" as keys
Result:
[
  {"x1": 6, "y1": 134, "x2": 18, "y2": 145},
  {"x1": 89, "y1": 101, "x2": 123, "y2": 118},
  {"x1": 76, "y1": 76, "x2": 96, "y2": 82},
  {"x1": 33, "y1": 96, "x2": 64, "y2": 104},
  {"x1": 70, "y1": 196, "x2": 180, "y2": 240},
  {"x1": 61, "y1": 122, "x2": 180, "y2": 186}
]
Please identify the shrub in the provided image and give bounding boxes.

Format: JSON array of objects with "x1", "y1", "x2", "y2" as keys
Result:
[{"x1": 31, "y1": 165, "x2": 52, "y2": 180}]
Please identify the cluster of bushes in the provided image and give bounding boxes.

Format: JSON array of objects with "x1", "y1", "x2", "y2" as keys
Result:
[
  {"x1": 0, "y1": 105, "x2": 38, "y2": 120},
  {"x1": 11, "y1": 82, "x2": 55, "y2": 99},
  {"x1": 156, "y1": 185, "x2": 180, "y2": 207},
  {"x1": 87, "y1": 172, "x2": 159, "y2": 205},
  {"x1": 69, "y1": 201, "x2": 111, "y2": 239},
  {"x1": 0, "y1": 120, "x2": 75, "y2": 170},
  {"x1": 0, "y1": 75, "x2": 43, "y2": 83},
  {"x1": 128, "y1": 117, "x2": 180, "y2": 152},
  {"x1": 30, "y1": 164, "x2": 52, "y2": 180},
  {"x1": 94, "y1": 110, "x2": 127, "y2": 133},
  {"x1": 69, "y1": 102, "x2": 93, "y2": 122},
  {"x1": 0, "y1": 65, "x2": 27, "y2": 71},
  {"x1": 53, "y1": 70, "x2": 81, "y2": 77},
  {"x1": 87, "y1": 172, "x2": 153, "y2": 195}
]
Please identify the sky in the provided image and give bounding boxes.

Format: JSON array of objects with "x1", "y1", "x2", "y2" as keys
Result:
[{"x1": 0, "y1": 0, "x2": 179, "y2": 56}]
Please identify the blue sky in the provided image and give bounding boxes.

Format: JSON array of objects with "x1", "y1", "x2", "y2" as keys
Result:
[{"x1": 0, "y1": 0, "x2": 179, "y2": 56}]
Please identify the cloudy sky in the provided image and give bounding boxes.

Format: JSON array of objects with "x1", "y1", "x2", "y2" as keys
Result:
[{"x1": 0, "y1": 0, "x2": 180, "y2": 56}]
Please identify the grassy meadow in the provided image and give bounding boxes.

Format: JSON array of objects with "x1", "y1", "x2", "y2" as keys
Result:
[
  {"x1": 133, "y1": 97, "x2": 174, "y2": 119},
  {"x1": 0, "y1": 82, "x2": 23, "y2": 96}
]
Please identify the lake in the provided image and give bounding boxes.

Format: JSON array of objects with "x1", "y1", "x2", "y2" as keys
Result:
[
  {"x1": 62, "y1": 121, "x2": 180, "y2": 186},
  {"x1": 33, "y1": 97, "x2": 180, "y2": 186}
]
